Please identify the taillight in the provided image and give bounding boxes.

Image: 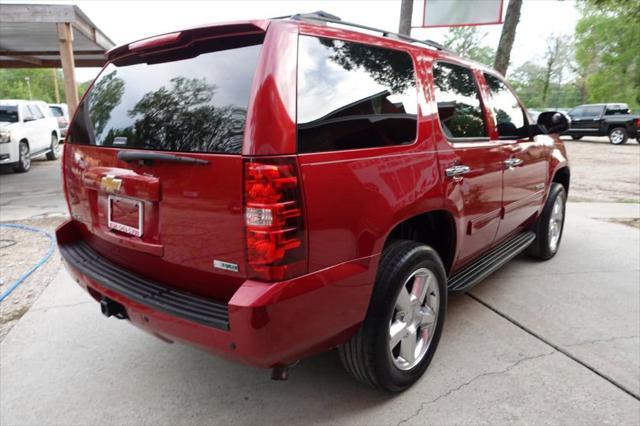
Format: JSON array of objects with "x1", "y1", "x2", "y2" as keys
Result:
[
  {"x1": 636, "y1": 118, "x2": 640, "y2": 128},
  {"x1": 244, "y1": 157, "x2": 306, "y2": 281}
]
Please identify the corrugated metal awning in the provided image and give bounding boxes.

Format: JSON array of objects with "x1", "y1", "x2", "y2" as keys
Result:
[{"x1": 0, "y1": 3, "x2": 114, "y2": 68}]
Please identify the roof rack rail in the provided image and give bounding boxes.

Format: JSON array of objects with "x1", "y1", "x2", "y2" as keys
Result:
[{"x1": 278, "y1": 11, "x2": 454, "y2": 53}]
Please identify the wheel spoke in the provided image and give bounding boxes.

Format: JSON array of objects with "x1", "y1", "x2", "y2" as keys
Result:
[
  {"x1": 411, "y1": 273, "x2": 429, "y2": 303},
  {"x1": 400, "y1": 332, "x2": 417, "y2": 364},
  {"x1": 396, "y1": 286, "x2": 411, "y2": 311},
  {"x1": 389, "y1": 320, "x2": 407, "y2": 349},
  {"x1": 418, "y1": 306, "x2": 436, "y2": 326}
]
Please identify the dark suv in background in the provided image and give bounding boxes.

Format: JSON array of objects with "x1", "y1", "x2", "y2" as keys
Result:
[{"x1": 565, "y1": 103, "x2": 639, "y2": 144}]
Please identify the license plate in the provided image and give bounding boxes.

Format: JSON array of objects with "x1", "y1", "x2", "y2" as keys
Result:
[{"x1": 108, "y1": 195, "x2": 143, "y2": 237}]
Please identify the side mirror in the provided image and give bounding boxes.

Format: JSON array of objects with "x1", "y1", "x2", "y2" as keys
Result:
[
  {"x1": 533, "y1": 111, "x2": 570, "y2": 136},
  {"x1": 23, "y1": 115, "x2": 36, "y2": 122}
]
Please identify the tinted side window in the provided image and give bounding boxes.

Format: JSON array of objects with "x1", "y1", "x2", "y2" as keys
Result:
[
  {"x1": 28, "y1": 105, "x2": 44, "y2": 119},
  {"x1": 583, "y1": 106, "x2": 602, "y2": 117},
  {"x1": 484, "y1": 73, "x2": 527, "y2": 138},
  {"x1": 433, "y1": 62, "x2": 486, "y2": 138},
  {"x1": 297, "y1": 36, "x2": 417, "y2": 153},
  {"x1": 569, "y1": 108, "x2": 583, "y2": 119}
]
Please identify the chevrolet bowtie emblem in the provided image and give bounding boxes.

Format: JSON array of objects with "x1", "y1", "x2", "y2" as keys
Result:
[{"x1": 100, "y1": 175, "x2": 122, "y2": 193}]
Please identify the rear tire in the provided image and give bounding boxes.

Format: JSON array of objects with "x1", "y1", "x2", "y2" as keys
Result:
[
  {"x1": 13, "y1": 141, "x2": 31, "y2": 173},
  {"x1": 571, "y1": 135, "x2": 582, "y2": 140},
  {"x1": 339, "y1": 241, "x2": 447, "y2": 392},
  {"x1": 528, "y1": 183, "x2": 566, "y2": 260},
  {"x1": 46, "y1": 133, "x2": 60, "y2": 160},
  {"x1": 608, "y1": 127, "x2": 628, "y2": 145}
]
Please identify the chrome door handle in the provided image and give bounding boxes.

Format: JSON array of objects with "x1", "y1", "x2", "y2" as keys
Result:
[
  {"x1": 445, "y1": 165, "x2": 471, "y2": 177},
  {"x1": 504, "y1": 158, "x2": 523, "y2": 169}
]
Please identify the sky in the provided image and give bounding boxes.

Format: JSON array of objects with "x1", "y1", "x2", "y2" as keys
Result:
[{"x1": 4, "y1": 0, "x2": 581, "y2": 81}]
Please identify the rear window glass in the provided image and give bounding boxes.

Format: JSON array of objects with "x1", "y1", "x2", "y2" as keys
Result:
[
  {"x1": 297, "y1": 36, "x2": 417, "y2": 153},
  {"x1": 433, "y1": 62, "x2": 487, "y2": 139},
  {"x1": 68, "y1": 35, "x2": 263, "y2": 154},
  {"x1": 49, "y1": 106, "x2": 63, "y2": 117}
]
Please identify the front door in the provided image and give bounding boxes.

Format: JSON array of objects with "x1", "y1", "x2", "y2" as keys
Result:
[
  {"x1": 480, "y1": 73, "x2": 549, "y2": 242},
  {"x1": 431, "y1": 61, "x2": 503, "y2": 269}
]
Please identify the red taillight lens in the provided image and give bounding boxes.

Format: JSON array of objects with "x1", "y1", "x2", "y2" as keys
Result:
[
  {"x1": 244, "y1": 157, "x2": 306, "y2": 281},
  {"x1": 636, "y1": 118, "x2": 640, "y2": 128}
]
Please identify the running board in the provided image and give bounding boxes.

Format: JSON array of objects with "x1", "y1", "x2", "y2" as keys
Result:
[{"x1": 447, "y1": 231, "x2": 536, "y2": 293}]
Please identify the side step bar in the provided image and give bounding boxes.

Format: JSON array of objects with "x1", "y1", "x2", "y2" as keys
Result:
[{"x1": 448, "y1": 231, "x2": 536, "y2": 293}]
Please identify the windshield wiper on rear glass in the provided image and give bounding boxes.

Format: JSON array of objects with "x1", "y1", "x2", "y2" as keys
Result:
[{"x1": 117, "y1": 151, "x2": 209, "y2": 165}]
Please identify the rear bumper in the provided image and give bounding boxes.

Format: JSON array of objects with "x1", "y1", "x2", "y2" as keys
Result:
[{"x1": 57, "y1": 219, "x2": 378, "y2": 368}]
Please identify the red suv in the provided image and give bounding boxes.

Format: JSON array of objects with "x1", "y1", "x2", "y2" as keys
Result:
[{"x1": 57, "y1": 13, "x2": 570, "y2": 391}]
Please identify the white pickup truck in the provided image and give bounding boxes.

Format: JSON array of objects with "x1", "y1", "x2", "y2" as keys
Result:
[{"x1": 0, "y1": 100, "x2": 61, "y2": 173}]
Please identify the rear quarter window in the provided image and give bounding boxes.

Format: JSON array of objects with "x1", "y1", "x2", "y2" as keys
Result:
[
  {"x1": 297, "y1": 35, "x2": 418, "y2": 153},
  {"x1": 68, "y1": 35, "x2": 263, "y2": 154}
]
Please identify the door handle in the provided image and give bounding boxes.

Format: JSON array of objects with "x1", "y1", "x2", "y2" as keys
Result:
[
  {"x1": 445, "y1": 165, "x2": 471, "y2": 177},
  {"x1": 503, "y1": 158, "x2": 523, "y2": 169}
]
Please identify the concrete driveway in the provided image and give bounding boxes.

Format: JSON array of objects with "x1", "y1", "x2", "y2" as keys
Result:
[
  {"x1": 0, "y1": 156, "x2": 67, "y2": 222},
  {"x1": 1, "y1": 202, "x2": 639, "y2": 425}
]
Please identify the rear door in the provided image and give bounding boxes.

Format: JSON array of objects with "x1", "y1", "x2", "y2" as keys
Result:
[
  {"x1": 431, "y1": 61, "x2": 503, "y2": 268},
  {"x1": 574, "y1": 105, "x2": 603, "y2": 134},
  {"x1": 481, "y1": 73, "x2": 548, "y2": 242},
  {"x1": 64, "y1": 32, "x2": 265, "y2": 301}
]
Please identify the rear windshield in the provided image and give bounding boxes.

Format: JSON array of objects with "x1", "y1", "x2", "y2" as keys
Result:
[
  {"x1": 49, "y1": 106, "x2": 63, "y2": 117},
  {"x1": 68, "y1": 35, "x2": 263, "y2": 154}
]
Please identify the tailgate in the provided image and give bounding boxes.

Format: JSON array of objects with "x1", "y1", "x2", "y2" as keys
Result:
[{"x1": 63, "y1": 32, "x2": 264, "y2": 301}]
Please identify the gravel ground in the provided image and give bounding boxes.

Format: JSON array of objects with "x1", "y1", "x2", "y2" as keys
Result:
[
  {"x1": 0, "y1": 215, "x2": 66, "y2": 341},
  {"x1": 563, "y1": 137, "x2": 640, "y2": 202}
]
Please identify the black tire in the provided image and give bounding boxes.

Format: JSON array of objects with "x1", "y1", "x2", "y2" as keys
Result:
[
  {"x1": 608, "y1": 127, "x2": 628, "y2": 145},
  {"x1": 528, "y1": 183, "x2": 566, "y2": 260},
  {"x1": 339, "y1": 241, "x2": 447, "y2": 392},
  {"x1": 13, "y1": 141, "x2": 31, "y2": 173},
  {"x1": 571, "y1": 135, "x2": 582, "y2": 140},
  {"x1": 46, "y1": 133, "x2": 60, "y2": 160}
]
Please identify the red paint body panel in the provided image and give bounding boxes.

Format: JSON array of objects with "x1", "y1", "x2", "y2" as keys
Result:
[
  {"x1": 59, "y1": 219, "x2": 377, "y2": 368},
  {"x1": 59, "y1": 18, "x2": 569, "y2": 368}
]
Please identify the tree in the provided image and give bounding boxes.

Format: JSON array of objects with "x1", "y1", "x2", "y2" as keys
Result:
[
  {"x1": 574, "y1": 0, "x2": 640, "y2": 110},
  {"x1": 87, "y1": 71, "x2": 125, "y2": 139},
  {"x1": 319, "y1": 38, "x2": 414, "y2": 93},
  {"x1": 443, "y1": 27, "x2": 495, "y2": 66},
  {"x1": 398, "y1": 0, "x2": 414, "y2": 35},
  {"x1": 541, "y1": 35, "x2": 572, "y2": 105},
  {"x1": 494, "y1": 0, "x2": 523, "y2": 75}
]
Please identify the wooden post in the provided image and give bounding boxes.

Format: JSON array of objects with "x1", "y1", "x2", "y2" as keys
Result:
[{"x1": 57, "y1": 23, "x2": 79, "y2": 114}]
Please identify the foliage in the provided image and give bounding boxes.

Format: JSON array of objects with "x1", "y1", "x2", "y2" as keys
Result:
[
  {"x1": 0, "y1": 68, "x2": 92, "y2": 105},
  {"x1": 509, "y1": 61, "x2": 582, "y2": 109},
  {"x1": 318, "y1": 38, "x2": 415, "y2": 93},
  {"x1": 94, "y1": 76, "x2": 245, "y2": 153},
  {"x1": 574, "y1": 0, "x2": 640, "y2": 110},
  {"x1": 87, "y1": 71, "x2": 125, "y2": 139},
  {"x1": 444, "y1": 27, "x2": 495, "y2": 66}
]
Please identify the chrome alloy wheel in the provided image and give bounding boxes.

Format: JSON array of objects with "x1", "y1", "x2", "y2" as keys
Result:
[
  {"x1": 20, "y1": 143, "x2": 31, "y2": 170},
  {"x1": 548, "y1": 195, "x2": 564, "y2": 253},
  {"x1": 610, "y1": 129, "x2": 625, "y2": 144},
  {"x1": 389, "y1": 268, "x2": 440, "y2": 370}
]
